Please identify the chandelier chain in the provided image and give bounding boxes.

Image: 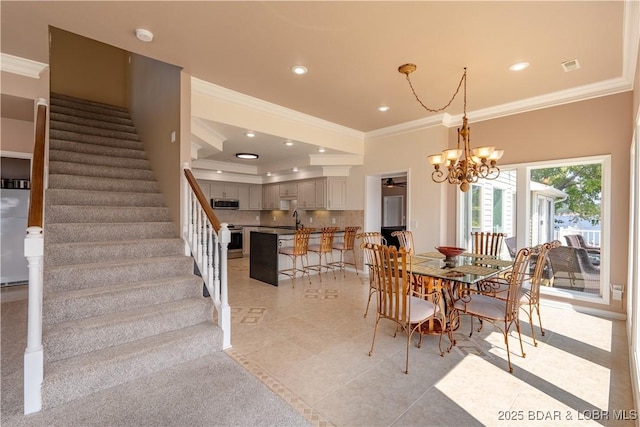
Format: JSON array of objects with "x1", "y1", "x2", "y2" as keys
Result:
[{"x1": 404, "y1": 68, "x2": 467, "y2": 114}]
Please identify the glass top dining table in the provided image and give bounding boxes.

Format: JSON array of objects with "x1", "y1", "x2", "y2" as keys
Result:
[{"x1": 404, "y1": 251, "x2": 514, "y2": 285}]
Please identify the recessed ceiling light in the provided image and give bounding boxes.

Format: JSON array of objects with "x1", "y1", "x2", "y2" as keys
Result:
[
  {"x1": 135, "y1": 28, "x2": 154, "y2": 43},
  {"x1": 244, "y1": 131, "x2": 255, "y2": 138},
  {"x1": 378, "y1": 105, "x2": 390, "y2": 112},
  {"x1": 318, "y1": 147, "x2": 326, "y2": 153},
  {"x1": 216, "y1": 170, "x2": 222, "y2": 174},
  {"x1": 266, "y1": 172, "x2": 272, "y2": 176},
  {"x1": 284, "y1": 141, "x2": 294, "y2": 146},
  {"x1": 292, "y1": 167, "x2": 299, "y2": 172},
  {"x1": 509, "y1": 62, "x2": 530, "y2": 71},
  {"x1": 236, "y1": 153, "x2": 259, "y2": 159},
  {"x1": 291, "y1": 65, "x2": 308, "y2": 75}
]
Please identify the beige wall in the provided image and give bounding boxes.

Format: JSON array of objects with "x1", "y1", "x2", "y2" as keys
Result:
[
  {"x1": 1, "y1": 117, "x2": 35, "y2": 154},
  {"x1": 50, "y1": 28, "x2": 127, "y2": 107},
  {"x1": 128, "y1": 53, "x2": 182, "y2": 232},
  {"x1": 364, "y1": 125, "x2": 450, "y2": 253}
]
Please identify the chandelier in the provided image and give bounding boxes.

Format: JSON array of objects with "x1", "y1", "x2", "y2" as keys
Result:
[{"x1": 398, "y1": 64, "x2": 503, "y2": 192}]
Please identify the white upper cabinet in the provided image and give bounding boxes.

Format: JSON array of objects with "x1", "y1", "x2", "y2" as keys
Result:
[
  {"x1": 326, "y1": 177, "x2": 346, "y2": 210},
  {"x1": 211, "y1": 182, "x2": 239, "y2": 199}
]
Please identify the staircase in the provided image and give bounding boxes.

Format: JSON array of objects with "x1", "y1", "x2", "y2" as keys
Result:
[{"x1": 42, "y1": 93, "x2": 222, "y2": 408}]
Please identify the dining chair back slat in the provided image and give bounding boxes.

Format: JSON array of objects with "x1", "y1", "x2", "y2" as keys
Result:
[{"x1": 471, "y1": 231, "x2": 506, "y2": 257}]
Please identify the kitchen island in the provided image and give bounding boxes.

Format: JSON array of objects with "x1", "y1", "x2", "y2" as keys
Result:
[{"x1": 249, "y1": 228, "x2": 343, "y2": 286}]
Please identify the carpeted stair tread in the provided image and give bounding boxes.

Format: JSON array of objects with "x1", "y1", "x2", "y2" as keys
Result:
[
  {"x1": 50, "y1": 111, "x2": 137, "y2": 134},
  {"x1": 46, "y1": 221, "x2": 177, "y2": 244},
  {"x1": 49, "y1": 149, "x2": 150, "y2": 170},
  {"x1": 46, "y1": 205, "x2": 171, "y2": 224},
  {"x1": 43, "y1": 275, "x2": 204, "y2": 324},
  {"x1": 44, "y1": 255, "x2": 193, "y2": 293},
  {"x1": 50, "y1": 129, "x2": 144, "y2": 150},
  {"x1": 43, "y1": 297, "x2": 212, "y2": 362},
  {"x1": 46, "y1": 188, "x2": 165, "y2": 206},
  {"x1": 49, "y1": 174, "x2": 160, "y2": 193},
  {"x1": 50, "y1": 160, "x2": 154, "y2": 180},
  {"x1": 41, "y1": 322, "x2": 221, "y2": 409},
  {"x1": 51, "y1": 93, "x2": 131, "y2": 112},
  {"x1": 45, "y1": 238, "x2": 184, "y2": 266},
  {"x1": 50, "y1": 95, "x2": 131, "y2": 118},
  {"x1": 49, "y1": 104, "x2": 134, "y2": 127},
  {"x1": 50, "y1": 120, "x2": 140, "y2": 142},
  {"x1": 50, "y1": 139, "x2": 146, "y2": 160}
]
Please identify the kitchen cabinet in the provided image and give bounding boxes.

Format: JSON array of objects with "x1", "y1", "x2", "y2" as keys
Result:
[
  {"x1": 262, "y1": 184, "x2": 280, "y2": 209},
  {"x1": 279, "y1": 182, "x2": 297, "y2": 198},
  {"x1": 197, "y1": 180, "x2": 211, "y2": 199},
  {"x1": 315, "y1": 179, "x2": 328, "y2": 209},
  {"x1": 237, "y1": 184, "x2": 249, "y2": 209},
  {"x1": 297, "y1": 180, "x2": 316, "y2": 209},
  {"x1": 326, "y1": 177, "x2": 346, "y2": 210},
  {"x1": 248, "y1": 185, "x2": 262, "y2": 210},
  {"x1": 211, "y1": 182, "x2": 239, "y2": 199}
]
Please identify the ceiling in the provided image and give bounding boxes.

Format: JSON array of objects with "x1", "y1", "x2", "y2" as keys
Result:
[{"x1": 1, "y1": 1, "x2": 637, "y2": 177}]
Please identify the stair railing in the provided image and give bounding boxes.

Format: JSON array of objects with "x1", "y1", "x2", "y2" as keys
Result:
[
  {"x1": 24, "y1": 98, "x2": 48, "y2": 415},
  {"x1": 182, "y1": 164, "x2": 231, "y2": 349}
]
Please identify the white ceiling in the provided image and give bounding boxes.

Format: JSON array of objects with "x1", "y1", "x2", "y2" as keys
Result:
[{"x1": 1, "y1": 1, "x2": 638, "y2": 177}]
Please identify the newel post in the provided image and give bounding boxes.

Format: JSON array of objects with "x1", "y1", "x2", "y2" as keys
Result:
[
  {"x1": 219, "y1": 223, "x2": 231, "y2": 349},
  {"x1": 24, "y1": 226, "x2": 44, "y2": 414}
]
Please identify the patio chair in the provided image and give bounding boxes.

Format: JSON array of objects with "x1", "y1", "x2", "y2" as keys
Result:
[
  {"x1": 546, "y1": 245, "x2": 600, "y2": 289},
  {"x1": 564, "y1": 234, "x2": 600, "y2": 255}
]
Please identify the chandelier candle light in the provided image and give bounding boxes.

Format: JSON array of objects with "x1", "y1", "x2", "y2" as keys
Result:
[{"x1": 398, "y1": 64, "x2": 503, "y2": 192}]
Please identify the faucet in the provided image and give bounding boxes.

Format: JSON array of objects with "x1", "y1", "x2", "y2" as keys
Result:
[{"x1": 292, "y1": 210, "x2": 302, "y2": 229}]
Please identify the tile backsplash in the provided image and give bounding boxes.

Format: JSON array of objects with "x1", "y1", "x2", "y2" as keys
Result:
[{"x1": 212, "y1": 209, "x2": 364, "y2": 230}]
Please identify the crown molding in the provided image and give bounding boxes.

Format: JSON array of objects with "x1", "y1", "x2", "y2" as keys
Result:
[
  {"x1": 0, "y1": 53, "x2": 48, "y2": 78},
  {"x1": 191, "y1": 77, "x2": 364, "y2": 141},
  {"x1": 309, "y1": 153, "x2": 363, "y2": 166}
]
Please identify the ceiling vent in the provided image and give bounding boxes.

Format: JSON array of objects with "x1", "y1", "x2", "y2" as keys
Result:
[{"x1": 561, "y1": 59, "x2": 580, "y2": 72}]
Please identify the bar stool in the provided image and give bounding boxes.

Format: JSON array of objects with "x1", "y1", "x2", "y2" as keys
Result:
[
  {"x1": 278, "y1": 228, "x2": 314, "y2": 287},
  {"x1": 331, "y1": 226, "x2": 361, "y2": 277},
  {"x1": 307, "y1": 227, "x2": 339, "y2": 282}
]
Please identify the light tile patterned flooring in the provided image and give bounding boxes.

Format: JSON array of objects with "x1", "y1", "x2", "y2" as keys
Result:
[{"x1": 227, "y1": 256, "x2": 635, "y2": 426}]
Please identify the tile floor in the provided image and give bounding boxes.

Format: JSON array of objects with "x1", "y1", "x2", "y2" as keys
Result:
[{"x1": 227, "y1": 256, "x2": 636, "y2": 426}]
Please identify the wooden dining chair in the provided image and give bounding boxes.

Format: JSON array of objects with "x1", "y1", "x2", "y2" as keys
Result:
[
  {"x1": 357, "y1": 232, "x2": 386, "y2": 318},
  {"x1": 391, "y1": 230, "x2": 415, "y2": 255},
  {"x1": 452, "y1": 246, "x2": 532, "y2": 373},
  {"x1": 471, "y1": 231, "x2": 506, "y2": 257},
  {"x1": 365, "y1": 242, "x2": 446, "y2": 374},
  {"x1": 520, "y1": 241, "x2": 558, "y2": 346}
]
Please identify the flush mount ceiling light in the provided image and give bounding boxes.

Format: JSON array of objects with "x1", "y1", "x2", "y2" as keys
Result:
[
  {"x1": 509, "y1": 61, "x2": 530, "y2": 71},
  {"x1": 398, "y1": 63, "x2": 503, "y2": 192},
  {"x1": 378, "y1": 105, "x2": 390, "y2": 112},
  {"x1": 291, "y1": 65, "x2": 308, "y2": 75},
  {"x1": 244, "y1": 131, "x2": 255, "y2": 138},
  {"x1": 134, "y1": 28, "x2": 154, "y2": 42},
  {"x1": 235, "y1": 153, "x2": 259, "y2": 160}
]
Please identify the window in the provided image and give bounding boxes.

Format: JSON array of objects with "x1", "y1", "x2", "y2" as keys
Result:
[{"x1": 458, "y1": 156, "x2": 610, "y2": 304}]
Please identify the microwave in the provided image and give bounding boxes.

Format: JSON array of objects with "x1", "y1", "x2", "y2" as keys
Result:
[{"x1": 211, "y1": 198, "x2": 240, "y2": 210}]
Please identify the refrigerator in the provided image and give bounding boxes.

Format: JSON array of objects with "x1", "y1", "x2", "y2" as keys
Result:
[{"x1": 1, "y1": 189, "x2": 29, "y2": 285}]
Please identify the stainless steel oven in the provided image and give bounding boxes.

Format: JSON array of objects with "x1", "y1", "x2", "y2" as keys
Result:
[{"x1": 228, "y1": 226, "x2": 243, "y2": 259}]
